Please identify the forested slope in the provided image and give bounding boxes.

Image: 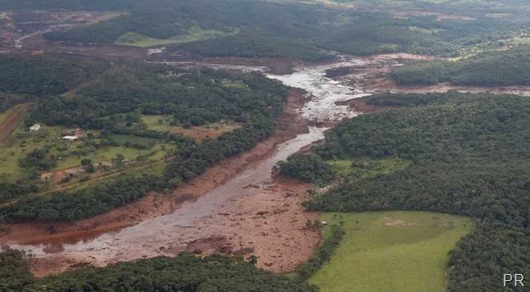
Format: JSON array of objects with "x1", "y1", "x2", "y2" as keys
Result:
[
  {"x1": 300, "y1": 93, "x2": 529, "y2": 291},
  {"x1": 0, "y1": 55, "x2": 288, "y2": 222},
  {"x1": 11, "y1": 0, "x2": 525, "y2": 58},
  {"x1": 391, "y1": 47, "x2": 530, "y2": 86},
  {"x1": 0, "y1": 251, "x2": 316, "y2": 291},
  {"x1": 0, "y1": 55, "x2": 108, "y2": 96}
]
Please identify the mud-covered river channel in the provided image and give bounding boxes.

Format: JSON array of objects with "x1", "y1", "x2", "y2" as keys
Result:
[{"x1": 7, "y1": 56, "x2": 378, "y2": 274}]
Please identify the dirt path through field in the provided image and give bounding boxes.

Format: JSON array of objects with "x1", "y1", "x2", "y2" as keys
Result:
[{"x1": 0, "y1": 104, "x2": 31, "y2": 146}]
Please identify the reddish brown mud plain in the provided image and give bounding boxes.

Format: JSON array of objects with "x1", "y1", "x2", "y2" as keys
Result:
[
  {"x1": 2, "y1": 48, "x2": 529, "y2": 277},
  {"x1": 0, "y1": 88, "x2": 323, "y2": 276}
]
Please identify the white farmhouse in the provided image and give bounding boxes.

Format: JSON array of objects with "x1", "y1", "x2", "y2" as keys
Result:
[
  {"x1": 29, "y1": 124, "x2": 41, "y2": 132},
  {"x1": 61, "y1": 136, "x2": 78, "y2": 142}
]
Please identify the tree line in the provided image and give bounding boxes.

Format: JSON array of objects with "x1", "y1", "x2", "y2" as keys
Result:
[
  {"x1": 0, "y1": 55, "x2": 288, "y2": 222},
  {"x1": 301, "y1": 92, "x2": 529, "y2": 291},
  {"x1": 0, "y1": 251, "x2": 316, "y2": 291},
  {"x1": 30, "y1": 0, "x2": 529, "y2": 58},
  {"x1": 391, "y1": 46, "x2": 530, "y2": 86}
]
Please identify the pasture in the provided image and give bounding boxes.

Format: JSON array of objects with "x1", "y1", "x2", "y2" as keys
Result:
[
  {"x1": 141, "y1": 115, "x2": 242, "y2": 141},
  {"x1": 0, "y1": 122, "x2": 175, "y2": 182},
  {"x1": 310, "y1": 211, "x2": 473, "y2": 292},
  {"x1": 115, "y1": 26, "x2": 239, "y2": 47},
  {"x1": 327, "y1": 157, "x2": 410, "y2": 177}
]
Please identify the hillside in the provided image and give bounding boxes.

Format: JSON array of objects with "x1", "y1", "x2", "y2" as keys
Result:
[
  {"x1": 0, "y1": 251, "x2": 316, "y2": 291},
  {"x1": 0, "y1": 54, "x2": 288, "y2": 222},
  {"x1": 280, "y1": 93, "x2": 530, "y2": 291},
  {"x1": 9, "y1": 0, "x2": 525, "y2": 58},
  {"x1": 391, "y1": 47, "x2": 530, "y2": 86}
]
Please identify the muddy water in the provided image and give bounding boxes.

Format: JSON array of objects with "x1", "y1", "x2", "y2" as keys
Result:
[
  {"x1": 10, "y1": 56, "x2": 373, "y2": 268},
  {"x1": 267, "y1": 56, "x2": 370, "y2": 123}
]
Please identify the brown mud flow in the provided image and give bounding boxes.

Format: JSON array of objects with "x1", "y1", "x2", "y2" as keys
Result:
[
  {"x1": 1, "y1": 88, "x2": 318, "y2": 276},
  {"x1": 3, "y1": 53, "x2": 530, "y2": 277}
]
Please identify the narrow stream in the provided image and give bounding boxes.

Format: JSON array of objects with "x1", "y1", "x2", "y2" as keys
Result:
[{"x1": 10, "y1": 56, "x2": 374, "y2": 265}]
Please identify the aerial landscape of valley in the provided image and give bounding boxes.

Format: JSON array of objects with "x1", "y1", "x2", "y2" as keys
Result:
[{"x1": 0, "y1": 0, "x2": 529, "y2": 291}]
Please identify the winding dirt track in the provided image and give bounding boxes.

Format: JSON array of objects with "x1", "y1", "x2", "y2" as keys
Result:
[{"x1": 0, "y1": 104, "x2": 30, "y2": 146}]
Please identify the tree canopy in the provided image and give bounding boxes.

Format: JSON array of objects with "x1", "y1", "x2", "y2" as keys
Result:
[{"x1": 308, "y1": 93, "x2": 530, "y2": 291}]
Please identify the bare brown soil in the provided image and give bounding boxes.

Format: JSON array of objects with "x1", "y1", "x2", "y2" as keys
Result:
[
  {"x1": 27, "y1": 177, "x2": 320, "y2": 276},
  {"x1": 170, "y1": 124, "x2": 242, "y2": 142}
]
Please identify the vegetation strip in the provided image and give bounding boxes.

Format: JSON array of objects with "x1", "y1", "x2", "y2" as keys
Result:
[
  {"x1": 0, "y1": 55, "x2": 288, "y2": 222},
  {"x1": 280, "y1": 92, "x2": 530, "y2": 291}
]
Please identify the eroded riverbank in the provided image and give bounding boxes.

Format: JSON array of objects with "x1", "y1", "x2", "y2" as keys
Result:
[
  {"x1": 2, "y1": 54, "x2": 372, "y2": 276},
  {"x1": 3, "y1": 52, "x2": 530, "y2": 277}
]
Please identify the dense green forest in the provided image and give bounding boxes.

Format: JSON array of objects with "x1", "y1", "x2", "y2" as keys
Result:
[
  {"x1": 0, "y1": 0, "x2": 140, "y2": 10},
  {"x1": 180, "y1": 31, "x2": 332, "y2": 62},
  {"x1": 278, "y1": 154, "x2": 336, "y2": 184},
  {"x1": 29, "y1": 63, "x2": 285, "y2": 128},
  {"x1": 300, "y1": 93, "x2": 530, "y2": 291},
  {"x1": 391, "y1": 47, "x2": 530, "y2": 86},
  {"x1": 17, "y1": 0, "x2": 526, "y2": 58},
  {"x1": 0, "y1": 251, "x2": 316, "y2": 291},
  {"x1": 0, "y1": 55, "x2": 108, "y2": 96},
  {"x1": 0, "y1": 55, "x2": 288, "y2": 222}
]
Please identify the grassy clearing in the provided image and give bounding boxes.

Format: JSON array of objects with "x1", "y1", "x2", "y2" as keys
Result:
[
  {"x1": 108, "y1": 134, "x2": 157, "y2": 146},
  {"x1": 115, "y1": 26, "x2": 240, "y2": 47},
  {"x1": 221, "y1": 80, "x2": 248, "y2": 89},
  {"x1": 327, "y1": 157, "x2": 411, "y2": 177},
  {"x1": 141, "y1": 115, "x2": 242, "y2": 141},
  {"x1": 85, "y1": 12, "x2": 123, "y2": 26},
  {"x1": 309, "y1": 211, "x2": 473, "y2": 292},
  {"x1": 512, "y1": 36, "x2": 530, "y2": 45},
  {"x1": 0, "y1": 125, "x2": 67, "y2": 180},
  {"x1": 0, "y1": 106, "x2": 14, "y2": 125},
  {"x1": 0, "y1": 121, "x2": 176, "y2": 181},
  {"x1": 54, "y1": 143, "x2": 174, "y2": 170},
  {"x1": 141, "y1": 115, "x2": 174, "y2": 132}
]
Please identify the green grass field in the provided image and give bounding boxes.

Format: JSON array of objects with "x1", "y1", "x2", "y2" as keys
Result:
[
  {"x1": 0, "y1": 121, "x2": 176, "y2": 181},
  {"x1": 115, "y1": 26, "x2": 240, "y2": 47},
  {"x1": 141, "y1": 115, "x2": 174, "y2": 132},
  {"x1": 512, "y1": 36, "x2": 530, "y2": 45},
  {"x1": 0, "y1": 125, "x2": 68, "y2": 180},
  {"x1": 141, "y1": 115, "x2": 242, "y2": 140},
  {"x1": 108, "y1": 134, "x2": 157, "y2": 146},
  {"x1": 327, "y1": 157, "x2": 411, "y2": 177},
  {"x1": 221, "y1": 80, "x2": 248, "y2": 89},
  {"x1": 310, "y1": 211, "x2": 473, "y2": 292},
  {"x1": 54, "y1": 144, "x2": 173, "y2": 170}
]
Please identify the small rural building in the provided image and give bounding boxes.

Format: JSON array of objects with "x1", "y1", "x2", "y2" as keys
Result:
[
  {"x1": 29, "y1": 124, "x2": 41, "y2": 132},
  {"x1": 73, "y1": 128, "x2": 86, "y2": 138},
  {"x1": 62, "y1": 135, "x2": 78, "y2": 142}
]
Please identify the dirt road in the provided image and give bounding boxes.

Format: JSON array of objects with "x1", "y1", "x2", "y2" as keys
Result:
[{"x1": 0, "y1": 104, "x2": 30, "y2": 146}]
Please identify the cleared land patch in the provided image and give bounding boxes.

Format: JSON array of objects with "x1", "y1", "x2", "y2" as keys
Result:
[
  {"x1": 0, "y1": 122, "x2": 175, "y2": 183},
  {"x1": 0, "y1": 104, "x2": 31, "y2": 146},
  {"x1": 115, "y1": 26, "x2": 240, "y2": 47},
  {"x1": 310, "y1": 211, "x2": 473, "y2": 292},
  {"x1": 141, "y1": 115, "x2": 242, "y2": 141},
  {"x1": 327, "y1": 157, "x2": 410, "y2": 177}
]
